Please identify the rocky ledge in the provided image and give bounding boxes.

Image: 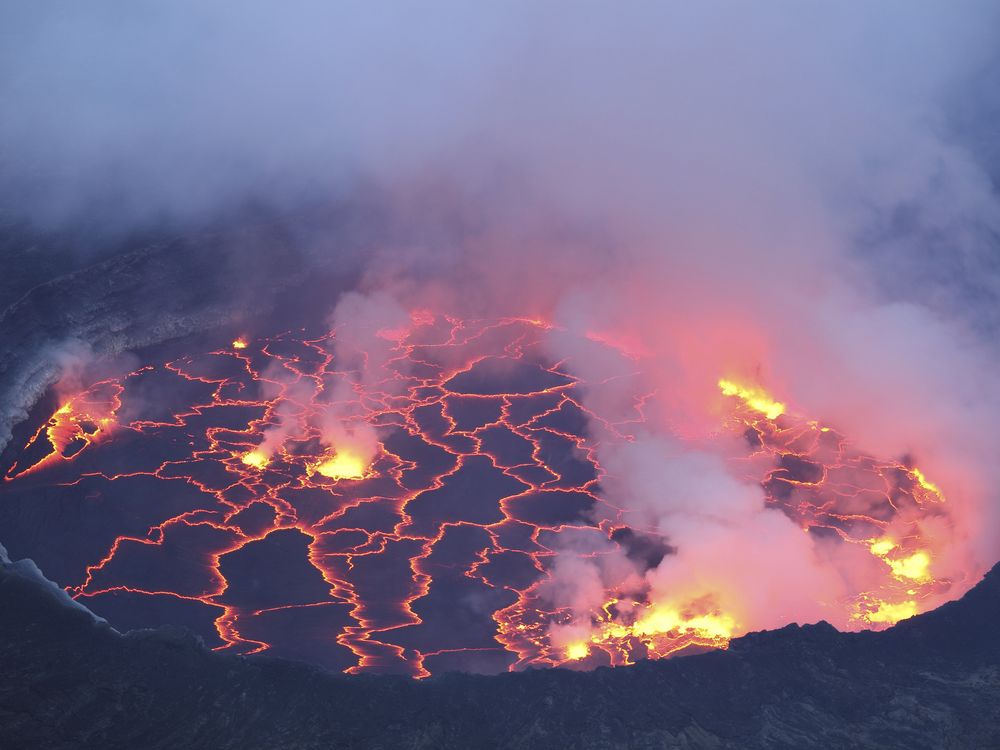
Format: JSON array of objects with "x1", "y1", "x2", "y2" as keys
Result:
[{"x1": 1, "y1": 544, "x2": 998, "y2": 750}]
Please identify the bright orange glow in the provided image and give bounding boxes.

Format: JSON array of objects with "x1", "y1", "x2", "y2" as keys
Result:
[
  {"x1": 858, "y1": 599, "x2": 918, "y2": 625},
  {"x1": 2, "y1": 316, "x2": 963, "y2": 678},
  {"x1": 910, "y1": 467, "x2": 942, "y2": 499},
  {"x1": 889, "y1": 551, "x2": 931, "y2": 581},
  {"x1": 240, "y1": 450, "x2": 268, "y2": 469},
  {"x1": 718, "y1": 378, "x2": 785, "y2": 419},
  {"x1": 632, "y1": 607, "x2": 736, "y2": 641},
  {"x1": 541, "y1": 597, "x2": 739, "y2": 665},
  {"x1": 310, "y1": 451, "x2": 368, "y2": 481},
  {"x1": 869, "y1": 538, "x2": 896, "y2": 557},
  {"x1": 3, "y1": 383, "x2": 122, "y2": 480},
  {"x1": 867, "y1": 539, "x2": 932, "y2": 582}
]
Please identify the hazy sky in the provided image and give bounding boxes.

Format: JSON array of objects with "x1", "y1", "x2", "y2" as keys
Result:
[{"x1": 1, "y1": 2, "x2": 997, "y2": 237}]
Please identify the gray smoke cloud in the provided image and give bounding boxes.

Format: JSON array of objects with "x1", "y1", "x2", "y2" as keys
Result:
[{"x1": 2, "y1": 4, "x2": 994, "y2": 245}]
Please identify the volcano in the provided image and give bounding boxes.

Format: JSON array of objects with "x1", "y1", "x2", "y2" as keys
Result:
[
  {"x1": 2, "y1": 543, "x2": 999, "y2": 749},
  {"x1": 3, "y1": 3, "x2": 1000, "y2": 748},
  {"x1": 0, "y1": 304, "x2": 968, "y2": 678}
]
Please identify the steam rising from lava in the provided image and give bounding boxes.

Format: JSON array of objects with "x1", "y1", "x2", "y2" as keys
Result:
[
  {"x1": 1, "y1": 3, "x2": 1000, "y2": 673},
  {"x1": 0, "y1": 317, "x2": 968, "y2": 674}
]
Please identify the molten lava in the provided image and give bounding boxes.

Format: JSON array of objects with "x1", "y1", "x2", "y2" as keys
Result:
[
  {"x1": 0, "y1": 314, "x2": 963, "y2": 676},
  {"x1": 309, "y1": 451, "x2": 368, "y2": 481},
  {"x1": 240, "y1": 450, "x2": 269, "y2": 469},
  {"x1": 718, "y1": 378, "x2": 786, "y2": 420}
]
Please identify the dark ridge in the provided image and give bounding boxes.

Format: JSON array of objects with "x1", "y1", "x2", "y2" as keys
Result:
[{"x1": 1, "y1": 545, "x2": 998, "y2": 750}]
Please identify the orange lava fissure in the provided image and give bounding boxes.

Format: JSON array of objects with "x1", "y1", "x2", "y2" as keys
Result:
[{"x1": 0, "y1": 314, "x2": 956, "y2": 676}]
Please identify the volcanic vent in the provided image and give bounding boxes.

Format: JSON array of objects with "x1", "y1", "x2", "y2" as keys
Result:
[{"x1": 0, "y1": 312, "x2": 960, "y2": 677}]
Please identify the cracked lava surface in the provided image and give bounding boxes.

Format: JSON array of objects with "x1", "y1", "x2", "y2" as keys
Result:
[{"x1": 0, "y1": 314, "x2": 957, "y2": 676}]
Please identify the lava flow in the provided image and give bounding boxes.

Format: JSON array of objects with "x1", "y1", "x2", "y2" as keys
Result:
[{"x1": 0, "y1": 313, "x2": 960, "y2": 676}]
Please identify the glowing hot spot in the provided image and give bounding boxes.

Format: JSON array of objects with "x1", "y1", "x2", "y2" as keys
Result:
[
  {"x1": 2, "y1": 315, "x2": 961, "y2": 676},
  {"x1": 718, "y1": 379, "x2": 785, "y2": 420},
  {"x1": 556, "y1": 599, "x2": 740, "y2": 664},
  {"x1": 869, "y1": 538, "x2": 896, "y2": 557},
  {"x1": 634, "y1": 607, "x2": 736, "y2": 641},
  {"x1": 311, "y1": 451, "x2": 368, "y2": 481},
  {"x1": 3, "y1": 384, "x2": 123, "y2": 480},
  {"x1": 888, "y1": 551, "x2": 931, "y2": 582},
  {"x1": 867, "y1": 539, "x2": 932, "y2": 582},
  {"x1": 241, "y1": 450, "x2": 269, "y2": 469},
  {"x1": 910, "y1": 467, "x2": 943, "y2": 499},
  {"x1": 861, "y1": 599, "x2": 918, "y2": 625}
]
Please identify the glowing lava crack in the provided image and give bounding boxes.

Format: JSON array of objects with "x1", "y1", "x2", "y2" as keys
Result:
[{"x1": 0, "y1": 314, "x2": 958, "y2": 676}]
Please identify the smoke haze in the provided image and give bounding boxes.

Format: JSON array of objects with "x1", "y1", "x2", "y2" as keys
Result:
[{"x1": 3, "y1": 2, "x2": 1000, "y2": 645}]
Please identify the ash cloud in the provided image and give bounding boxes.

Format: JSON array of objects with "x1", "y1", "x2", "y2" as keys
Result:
[{"x1": 3, "y1": 3, "x2": 1000, "y2": 642}]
